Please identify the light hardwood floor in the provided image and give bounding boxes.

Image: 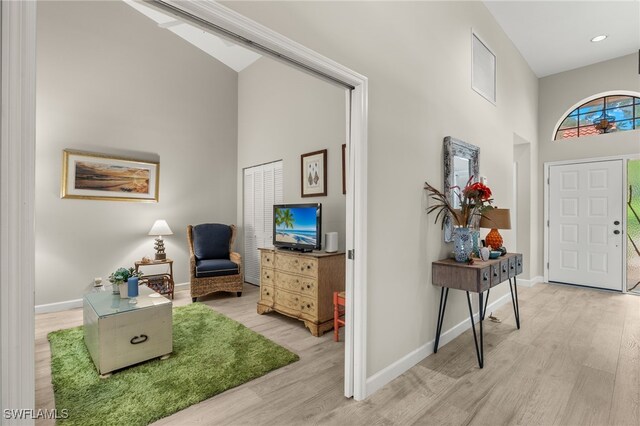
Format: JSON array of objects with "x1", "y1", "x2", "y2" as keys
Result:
[{"x1": 36, "y1": 282, "x2": 639, "y2": 425}]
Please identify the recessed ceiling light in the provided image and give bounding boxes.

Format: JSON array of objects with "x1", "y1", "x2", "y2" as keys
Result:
[{"x1": 591, "y1": 35, "x2": 608, "y2": 43}]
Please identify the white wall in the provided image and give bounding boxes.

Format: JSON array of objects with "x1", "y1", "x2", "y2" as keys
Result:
[
  {"x1": 237, "y1": 56, "x2": 347, "y2": 255},
  {"x1": 36, "y1": 1, "x2": 238, "y2": 305},
  {"x1": 537, "y1": 53, "x2": 640, "y2": 278},
  {"x1": 225, "y1": 1, "x2": 539, "y2": 378}
]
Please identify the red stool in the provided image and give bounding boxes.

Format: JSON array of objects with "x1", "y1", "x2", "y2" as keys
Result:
[{"x1": 333, "y1": 291, "x2": 346, "y2": 342}]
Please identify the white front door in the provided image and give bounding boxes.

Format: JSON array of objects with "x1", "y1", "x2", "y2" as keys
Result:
[{"x1": 548, "y1": 160, "x2": 624, "y2": 290}]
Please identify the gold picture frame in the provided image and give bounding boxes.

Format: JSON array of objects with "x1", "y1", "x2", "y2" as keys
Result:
[{"x1": 61, "y1": 150, "x2": 159, "y2": 202}]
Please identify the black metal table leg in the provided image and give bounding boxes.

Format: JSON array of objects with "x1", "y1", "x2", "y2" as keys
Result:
[
  {"x1": 509, "y1": 278, "x2": 521, "y2": 329},
  {"x1": 434, "y1": 287, "x2": 449, "y2": 353},
  {"x1": 482, "y1": 288, "x2": 490, "y2": 321},
  {"x1": 466, "y1": 291, "x2": 484, "y2": 368}
]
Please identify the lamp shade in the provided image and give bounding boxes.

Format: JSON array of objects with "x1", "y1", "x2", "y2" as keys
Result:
[
  {"x1": 148, "y1": 219, "x2": 173, "y2": 236},
  {"x1": 479, "y1": 208, "x2": 511, "y2": 230}
]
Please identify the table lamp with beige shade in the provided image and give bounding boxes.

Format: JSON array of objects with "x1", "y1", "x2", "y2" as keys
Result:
[
  {"x1": 479, "y1": 208, "x2": 511, "y2": 250},
  {"x1": 149, "y1": 219, "x2": 173, "y2": 260}
]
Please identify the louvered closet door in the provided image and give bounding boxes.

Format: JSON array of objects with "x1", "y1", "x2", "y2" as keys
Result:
[
  {"x1": 243, "y1": 169, "x2": 259, "y2": 285},
  {"x1": 243, "y1": 161, "x2": 283, "y2": 285},
  {"x1": 548, "y1": 160, "x2": 623, "y2": 290}
]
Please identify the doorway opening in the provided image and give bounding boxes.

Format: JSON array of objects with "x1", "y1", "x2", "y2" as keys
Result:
[{"x1": 627, "y1": 159, "x2": 640, "y2": 294}]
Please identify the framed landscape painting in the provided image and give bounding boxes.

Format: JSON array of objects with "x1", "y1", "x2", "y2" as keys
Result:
[
  {"x1": 61, "y1": 150, "x2": 159, "y2": 202},
  {"x1": 301, "y1": 149, "x2": 327, "y2": 197}
]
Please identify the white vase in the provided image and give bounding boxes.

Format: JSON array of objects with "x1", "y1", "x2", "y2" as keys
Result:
[{"x1": 118, "y1": 282, "x2": 129, "y2": 299}]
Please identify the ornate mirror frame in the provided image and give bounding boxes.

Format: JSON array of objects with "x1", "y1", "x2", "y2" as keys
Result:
[{"x1": 443, "y1": 136, "x2": 480, "y2": 242}]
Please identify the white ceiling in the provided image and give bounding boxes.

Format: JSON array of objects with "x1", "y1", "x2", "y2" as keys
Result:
[
  {"x1": 484, "y1": 1, "x2": 640, "y2": 77},
  {"x1": 123, "y1": 0, "x2": 261, "y2": 72}
]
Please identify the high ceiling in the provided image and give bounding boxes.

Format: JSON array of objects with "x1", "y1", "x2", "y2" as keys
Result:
[
  {"x1": 484, "y1": 1, "x2": 640, "y2": 77},
  {"x1": 123, "y1": 0, "x2": 261, "y2": 72}
]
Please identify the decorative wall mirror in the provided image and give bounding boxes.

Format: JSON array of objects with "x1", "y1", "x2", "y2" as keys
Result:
[{"x1": 443, "y1": 136, "x2": 480, "y2": 242}]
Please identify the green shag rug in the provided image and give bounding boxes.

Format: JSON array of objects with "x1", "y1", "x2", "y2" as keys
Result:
[{"x1": 48, "y1": 303, "x2": 298, "y2": 426}]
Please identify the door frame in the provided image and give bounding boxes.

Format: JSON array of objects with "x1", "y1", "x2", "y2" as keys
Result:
[
  {"x1": 544, "y1": 155, "x2": 639, "y2": 292},
  {"x1": 0, "y1": 0, "x2": 370, "y2": 407}
]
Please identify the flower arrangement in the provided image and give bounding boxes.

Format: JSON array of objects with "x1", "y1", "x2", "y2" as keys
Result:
[
  {"x1": 108, "y1": 267, "x2": 143, "y2": 285},
  {"x1": 424, "y1": 176, "x2": 494, "y2": 228}
]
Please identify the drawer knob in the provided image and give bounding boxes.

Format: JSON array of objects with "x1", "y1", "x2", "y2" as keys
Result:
[
  {"x1": 130, "y1": 334, "x2": 148, "y2": 345},
  {"x1": 493, "y1": 271, "x2": 498, "y2": 277},
  {"x1": 307, "y1": 265, "x2": 311, "y2": 269},
  {"x1": 483, "y1": 272, "x2": 488, "y2": 281},
  {"x1": 307, "y1": 304, "x2": 311, "y2": 308},
  {"x1": 307, "y1": 285, "x2": 311, "y2": 289},
  {"x1": 511, "y1": 265, "x2": 514, "y2": 270}
]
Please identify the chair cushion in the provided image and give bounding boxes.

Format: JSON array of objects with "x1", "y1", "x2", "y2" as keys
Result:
[
  {"x1": 192, "y1": 224, "x2": 231, "y2": 260},
  {"x1": 195, "y1": 259, "x2": 239, "y2": 278}
]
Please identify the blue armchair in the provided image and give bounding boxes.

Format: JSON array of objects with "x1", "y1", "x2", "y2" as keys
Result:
[{"x1": 187, "y1": 224, "x2": 243, "y2": 302}]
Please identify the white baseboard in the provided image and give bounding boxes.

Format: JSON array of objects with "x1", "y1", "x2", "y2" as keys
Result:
[
  {"x1": 35, "y1": 298, "x2": 83, "y2": 314},
  {"x1": 365, "y1": 291, "x2": 512, "y2": 398},
  {"x1": 35, "y1": 282, "x2": 191, "y2": 314},
  {"x1": 518, "y1": 275, "x2": 543, "y2": 287}
]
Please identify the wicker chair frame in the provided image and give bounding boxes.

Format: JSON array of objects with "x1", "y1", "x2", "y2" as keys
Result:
[{"x1": 187, "y1": 224, "x2": 243, "y2": 302}]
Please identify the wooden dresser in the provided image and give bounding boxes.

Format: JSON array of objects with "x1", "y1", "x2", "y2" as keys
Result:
[{"x1": 257, "y1": 248, "x2": 345, "y2": 336}]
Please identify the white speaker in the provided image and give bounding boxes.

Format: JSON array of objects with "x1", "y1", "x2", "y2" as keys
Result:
[{"x1": 325, "y1": 232, "x2": 338, "y2": 253}]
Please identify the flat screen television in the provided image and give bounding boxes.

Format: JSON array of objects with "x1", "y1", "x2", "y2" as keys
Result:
[{"x1": 273, "y1": 203, "x2": 322, "y2": 252}]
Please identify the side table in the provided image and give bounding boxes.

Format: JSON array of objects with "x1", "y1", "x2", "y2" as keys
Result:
[
  {"x1": 83, "y1": 285, "x2": 172, "y2": 376},
  {"x1": 135, "y1": 258, "x2": 175, "y2": 299}
]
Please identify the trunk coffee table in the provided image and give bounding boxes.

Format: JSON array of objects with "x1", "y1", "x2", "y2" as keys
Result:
[{"x1": 83, "y1": 284, "x2": 172, "y2": 376}]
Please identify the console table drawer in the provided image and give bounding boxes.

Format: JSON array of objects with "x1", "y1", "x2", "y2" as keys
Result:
[
  {"x1": 500, "y1": 259, "x2": 509, "y2": 281},
  {"x1": 274, "y1": 271, "x2": 318, "y2": 297},
  {"x1": 516, "y1": 254, "x2": 523, "y2": 275},
  {"x1": 508, "y1": 256, "x2": 516, "y2": 278},
  {"x1": 275, "y1": 254, "x2": 318, "y2": 278},
  {"x1": 490, "y1": 264, "x2": 500, "y2": 286}
]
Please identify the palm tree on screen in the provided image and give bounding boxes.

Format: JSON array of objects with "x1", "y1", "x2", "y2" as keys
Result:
[{"x1": 275, "y1": 209, "x2": 295, "y2": 229}]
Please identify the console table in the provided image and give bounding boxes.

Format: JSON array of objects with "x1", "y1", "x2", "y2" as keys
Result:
[
  {"x1": 257, "y1": 248, "x2": 345, "y2": 336},
  {"x1": 432, "y1": 253, "x2": 523, "y2": 368}
]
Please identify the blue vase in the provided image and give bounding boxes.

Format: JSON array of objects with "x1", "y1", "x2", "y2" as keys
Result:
[
  {"x1": 453, "y1": 227, "x2": 474, "y2": 262},
  {"x1": 472, "y1": 229, "x2": 480, "y2": 257}
]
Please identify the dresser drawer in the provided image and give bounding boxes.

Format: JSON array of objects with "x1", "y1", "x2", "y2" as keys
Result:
[
  {"x1": 260, "y1": 285, "x2": 275, "y2": 303},
  {"x1": 275, "y1": 253, "x2": 318, "y2": 278},
  {"x1": 261, "y1": 267, "x2": 274, "y2": 285},
  {"x1": 274, "y1": 289, "x2": 317, "y2": 318},
  {"x1": 274, "y1": 271, "x2": 317, "y2": 297},
  {"x1": 261, "y1": 251, "x2": 275, "y2": 267}
]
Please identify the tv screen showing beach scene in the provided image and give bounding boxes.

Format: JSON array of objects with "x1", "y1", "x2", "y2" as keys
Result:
[{"x1": 274, "y1": 204, "x2": 320, "y2": 249}]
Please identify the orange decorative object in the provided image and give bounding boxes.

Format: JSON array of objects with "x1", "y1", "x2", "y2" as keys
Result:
[
  {"x1": 333, "y1": 291, "x2": 346, "y2": 342},
  {"x1": 479, "y1": 208, "x2": 511, "y2": 250},
  {"x1": 485, "y1": 228, "x2": 503, "y2": 250}
]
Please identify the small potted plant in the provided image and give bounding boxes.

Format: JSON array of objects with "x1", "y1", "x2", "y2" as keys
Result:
[{"x1": 109, "y1": 267, "x2": 143, "y2": 298}]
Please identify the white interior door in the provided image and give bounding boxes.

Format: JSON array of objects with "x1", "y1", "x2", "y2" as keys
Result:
[
  {"x1": 548, "y1": 160, "x2": 623, "y2": 290},
  {"x1": 243, "y1": 161, "x2": 283, "y2": 285}
]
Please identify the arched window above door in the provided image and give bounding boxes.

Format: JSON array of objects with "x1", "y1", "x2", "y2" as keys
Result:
[{"x1": 554, "y1": 94, "x2": 640, "y2": 140}]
